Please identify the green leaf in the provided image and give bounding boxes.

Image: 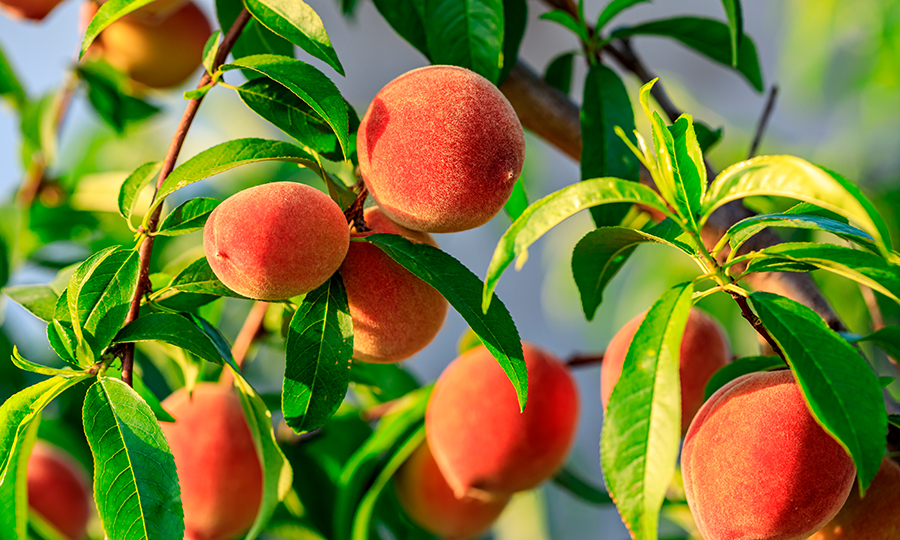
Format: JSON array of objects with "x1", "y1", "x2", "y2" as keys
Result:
[
  {"x1": 667, "y1": 114, "x2": 707, "y2": 203},
  {"x1": 704, "y1": 155, "x2": 892, "y2": 250},
  {"x1": 2, "y1": 285, "x2": 58, "y2": 322},
  {"x1": 483, "y1": 178, "x2": 672, "y2": 311},
  {"x1": 722, "y1": 212, "x2": 878, "y2": 256},
  {"x1": 114, "y1": 312, "x2": 239, "y2": 371},
  {"x1": 20, "y1": 92, "x2": 57, "y2": 168},
  {"x1": 67, "y1": 246, "x2": 141, "y2": 364},
  {"x1": 155, "y1": 138, "x2": 321, "y2": 206},
  {"x1": 156, "y1": 197, "x2": 220, "y2": 236},
  {"x1": 743, "y1": 244, "x2": 900, "y2": 305},
  {"x1": 889, "y1": 414, "x2": 900, "y2": 430},
  {"x1": 370, "y1": 0, "x2": 429, "y2": 58},
  {"x1": 151, "y1": 257, "x2": 244, "y2": 309},
  {"x1": 581, "y1": 63, "x2": 640, "y2": 227},
  {"x1": 595, "y1": 0, "x2": 650, "y2": 31},
  {"x1": 83, "y1": 377, "x2": 184, "y2": 540},
  {"x1": 612, "y1": 17, "x2": 763, "y2": 92},
  {"x1": 750, "y1": 293, "x2": 887, "y2": 492},
  {"x1": 283, "y1": 275, "x2": 353, "y2": 434},
  {"x1": 221, "y1": 55, "x2": 349, "y2": 158},
  {"x1": 601, "y1": 282, "x2": 694, "y2": 539},
  {"x1": 117, "y1": 161, "x2": 161, "y2": 225},
  {"x1": 80, "y1": 0, "x2": 157, "y2": 58},
  {"x1": 217, "y1": 0, "x2": 294, "y2": 72},
  {"x1": 572, "y1": 226, "x2": 694, "y2": 321},
  {"x1": 424, "y1": 0, "x2": 505, "y2": 84},
  {"x1": 77, "y1": 60, "x2": 161, "y2": 133},
  {"x1": 10, "y1": 347, "x2": 81, "y2": 376},
  {"x1": 552, "y1": 466, "x2": 613, "y2": 505},
  {"x1": 720, "y1": 0, "x2": 743, "y2": 67},
  {"x1": 134, "y1": 374, "x2": 174, "y2": 423},
  {"x1": 0, "y1": 375, "x2": 90, "y2": 540},
  {"x1": 504, "y1": 179, "x2": 529, "y2": 221},
  {"x1": 361, "y1": 234, "x2": 527, "y2": 410},
  {"x1": 245, "y1": 0, "x2": 345, "y2": 76},
  {"x1": 543, "y1": 52, "x2": 575, "y2": 95},
  {"x1": 0, "y1": 41, "x2": 27, "y2": 110},
  {"x1": 703, "y1": 355, "x2": 783, "y2": 401},
  {"x1": 540, "y1": 10, "x2": 589, "y2": 42},
  {"x1": 499, "y1": 0, "x2": 527, "y2": 84},
  {"x1": 856, "y1": 326, "x2": 900, "y2": 360},
  {"x1": 231, "y1": 372, "x2": 293, "y2": 540},
  {"x1": 693, "y1": 121, "x2": 723, "y2": 153},
  {"x1": 201, "y1": 30, "x2": 222, "y2": 75}
]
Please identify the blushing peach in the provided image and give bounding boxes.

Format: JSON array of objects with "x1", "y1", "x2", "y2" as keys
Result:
[
  {"x1": 682, "y1": 370, "x2": 856, "y2": 540},
  {"x1": 203, "y1": 182, "x2": 350, "y2": 301},
  {"x1": 394, "y1": 443, "x2": 509, "y2": 540},
  {"x1": 340, "y1": 207, "x2": 448, "y2": 363},
  {"x1": 426, "y1": 343, "x2": 579, "y2": 499},
  {"x1": 806, "y1": 457, "x2": 900, "y2": 539},
  {"x1": 160, "y1": 383, "x2": 263, "y2": 540},
  {"x1": 0, "y1": 0, "x2": 65, "y2": 21},
  {"x1": 357, "y1": 65, "x2": 526, "y2": 233},
  {"x1": 601, "y1": 308, "x2": 730, "y2": 434},
  {"x1": 27, "y1": 441, "x2": 92, "y2": 540}
]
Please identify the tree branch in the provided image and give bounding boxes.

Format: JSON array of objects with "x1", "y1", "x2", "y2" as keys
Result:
[{"x1": 748, "y1": 85, "x2": 779, "y2": 158}]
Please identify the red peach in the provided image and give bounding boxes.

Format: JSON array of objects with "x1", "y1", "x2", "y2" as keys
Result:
[
  {"x1": 357, "y1": 65, "x2": 526, "y2": 233},
  {"x1": 203, "y1": 182, "x2": 350, "y2": 301},
  {"x1": 682, "y1": 370, "x2": 856, "y2": 540},
  {"x1": 426, "y1": 343, "x2": 579, "y2": 499},
  {"x1": 27, "y1": 441, "x2": 92, "y2": 540},
  {"x1": 0, "y1": 0, "x2": 65, "y2": 21}
]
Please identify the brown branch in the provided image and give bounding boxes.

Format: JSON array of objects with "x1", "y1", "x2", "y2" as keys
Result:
[
  {"x1": 120, "y1": 9, "x2": 253, "y2": 387},
  {"x1": 748, "y1": 85, "x2": 779, "y2": 159},
  {"x1": 220, "y1": 301, "x2": 270, "y2": 386},
  {"x1": 344, "y1": 184, "x2": 370, "y2": 232},
  {"x1": 566, "y1": 352, "x2": 604, "y2": 368},
  {"x1": 602, "y1": 40, "x2": 682, "y2": 124},
  {"x1": 730, "y1": 292, "x2": 783, "y2": 357}
]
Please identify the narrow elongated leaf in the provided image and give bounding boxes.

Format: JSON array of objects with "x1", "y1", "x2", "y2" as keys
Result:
[
  {"x1": 201, "y1": 30, "x2": 222, "y2": 75},
  {"x1": 543, "y1": 52, "x2": 575, "y2": 95},
  {"x1": 361, "y1": 234, "x2": 527, "y2": 410},
  {"x1": 80, "y1": 0, "x2": 156, "y2": 57},
  {"x1": 856, "y1": 326, "x2": 900, "y2": 360},
  {"x1": 601, "y1": 282, "x2": 694, "y2": 539},
  {"x1": 540, "y1": 10, "x2": 588, "y2": 42},
  {"x1": 552, "y1": 466, "x2": 613, "y2": 505},
  {"x1": 721, "y1": 0, "x2": 743, "y2": 67},
  {"x1": 216, "y1": 0, "x2": 294, "y2": 71},
  {"x1": 114, "y1": 312, "x2": 239, "y2": 371},
  {"x1": 0, "y1": 375, "x2": 90, "y2": 540},
  {"x1": 723, "y1": 213, "x2": 878, "y2": 255},
  {"x1": 83, "y1": 377, "x2": 184, "y2": 540},
  {"x1": 703, "y1": 355, "x2": 783, "y2": 400},
  {"x1": 68, "y1": 247, "x2": 140, "y2": 364},
  {"x1": 694, "y1": 121, "x2": 723, "y2": 153},
  {"x1": 581, "y1": 64, "x2": 639, "y2": 227},
  {"x1": 370, "y1": 0, "x2": 429, "y2": 57},
  {"x1": 283, "y1": 275, "x2": 353, "y2": 433},
  {"x1": 117, "y1": 161, "x2": 160, "y2": 224},
  {"x1": 11, "y1": 347, "x2": 80, "y2": 376},
  {"x1": 424, "y1": 0, "x2": 505, "y2": 84},
  {"x1": 231, "y1": 372, "x2": 293, "y2": 540},
  {"x1": 484, "y1": 178, "x2": 672, "y2": 311},
  {"x1": 499, "y1": 0, "x2": 527, "y2": 84},
  {"x1": 667, "y1": 114, "x2": 707, "y2": 202},
  {"x1": 156, "y1": 197, "x2": 220, "y2": 236},
  {"x1": 155, "y1": 139, "x2": 321, "y2": 205},
  {"x1": 612, "y1": 17, "x2": 762, "y2": 91},
  {"x1": 572, "y1": 226, "x2": 694, "y2": 321},
  {"x1": 703, "y1": 156, "x2": 891, "y2": 249},
  {"x1": 0, "y1": 42, "x2": 27, "y2": 109},
  {"x1": 504, "y1": 179, "x2": 529, "y2": 221},
  {"x1": 245, "y1": 0, "x2": 344, "y2": 75},
  {"x1": 744, "y1": 243, "x2": 900, "y2": 305},
  {"x1": 750, "y1": 293, "x2": 887, "y2": 491},
  {"x1": 2, "y1": 285, "x2": 58, "y2": 322},
  {"x1": 78, "y1": 61, "x2": 160, "y2": 133},
  {"x1": 222, "y1": 56, "x2": 349, "y2": 158},
  {"x1": 596, "y1": 0, "x2": 650, "y2": 31}
]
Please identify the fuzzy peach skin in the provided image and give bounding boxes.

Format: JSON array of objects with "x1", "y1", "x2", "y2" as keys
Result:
[
  {"x1": 682, "y1": 370, "x2": 856, "y2": 540},
  {"x1": 394, "y1": 442, "x2": 509, "y2": 540},
  {"x1": 160, "y1": 384, "x2": 263, "y2": 540},
  {"x1": 27, "y1": 441, "x2": 92, "y2": 540},
  {"x1": 426, "y1": 343, "x2": 579, "y2": 499},
  {"x1": 0, "y1": 0, "x2": 65, "y2": 20},
  {"x1": 340, "y1": 207, "x2": 448, "y2": 363},
  {"x1": 82, "y1": 0, "x2": 210, "y2": 89},
  {"x1": 806, "y1": 456, "x2": 900, "y2": 539},
  {"x1": 203, "y1": 182, "x2": 350, "y2": 301},
  {"x1": 357, "y1": 65, "x2": 526, "y2": 233},
  {"x1": 601, "y1": 308, "x2": 731, "y2": 434}
]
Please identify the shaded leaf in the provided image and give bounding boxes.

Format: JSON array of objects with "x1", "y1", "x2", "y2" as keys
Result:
[
  {"x1": 499, "y1": 0, "x2": 527, "y2": 84},
  {"x1": 720, "y1": 0, "x2": 743, "y2": 67},
  {"x1": 156, "y1": 197, "x2": 220, "y2": 236},
  {"x1": 540, "y1": 10, "x2": 588, "y2": 42},
  {"x1": 370, "y1": 0, "x2": 429, "y2": 57},
  {"x1": 114, "y1": 312, "x2": 239, "y2": 371},
  {"x1": 856, "y1": 326, "x2": 900, "y2": 360},
  {"x1": 117, "y1": 161, "x2": 161, "y2": 225},
  {"x1": 78, "y1": 61, "x2": 160, "y2": 133},
  {"x1": 424, "y1": 0, "x2": 505, "y2": 84},
  {"x1": 217, "y1": 0, "x2": 294, "y2": 77},
  {"x1": 703, "y1": 355, "x2": 784, "y2": 400},
  {"x1": 0, "y1": 42, "x2": 27, "y2": 109},
  {"x1": 504, "y1": 179, "x2": 529, "y2": 221},
  {"x1": 552, "y1": 466, "x2": 613, "y2": 505},
  {"x1": 722, "y1": 212, "x2": 878, "y2": 256},
  {"x1": 596, "y1": 0, "x2": 650, "y2": 31},
  {"x1": 543, "y1": 52, "x2": 575, "y2": 95}
]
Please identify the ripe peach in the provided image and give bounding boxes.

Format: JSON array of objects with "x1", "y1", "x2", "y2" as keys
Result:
[
  {"x1": 160, "y1": 383, "x2": 263, "y2": 540},
  {"x1": 682, "y1": 370, "x2": 856, "y2": 540},
  {"x1": 394, "y1": 442, "x2": 509, "y2": 540},
  {"x1": 0, "y1": 0, "x2": 65, "y2": 20},
  {"x1": 806, "y1": 456, "x2": 900, "y2": 539},
  {"x1": 203, "y1": 182, "x2": 350, "y2": 301},
  {"x1": 601, "y1": 308, "x2": 730, "y2": 434},
  {"x1": 357, "y1": 65, "x2": 526, "y2": 233},
  {"x1": 27, "y1": 441, "x2": 92, "y2": 540},
  {"x1": 83, "y1": 0, "x2": 211, "y2": 89},
  {"x1": 339, "y1": 207, "x2": 448, "y2": 363},
  {"x1": 426, "y1": 343, "x2": 579, "y2": 499}
]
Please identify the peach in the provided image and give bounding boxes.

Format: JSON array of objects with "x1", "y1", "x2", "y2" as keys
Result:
[
  {"x1": 84, "y1": 0, "x2": 211, "y2": 89},
  {"x1": 682, "y1": 370, "x2": 856, "y2": 540},
  {"x1": 0, "y1": 0, "x2": 65, "y2": 20},
  {"x1": 601, "y1": 308, "x2": 730, "y2": 434},
  {"x1": 806, "y1": 456, "x2": 900, "y2": 539},
  {"x1": 203, "y1": 182, "x2": 350, "y2": 301},
  {"x1": 394, "y1": 442, "x2": 509, "y2": 540},
  {"x1": 339, "y1": 207, "x2": 448, "y2": 363},
  {"x1": 160, "y1": 383, "x2": 263, "y2": 540},
  {"x1": 426, "y1": 343, "x2": 579, "y2": 499},
  {"x1": 27, "y1": 441, "x2": 92, "y2": 540},
  {"x1": 357, "y1": 65, "x2": 526, "y2": 233}
]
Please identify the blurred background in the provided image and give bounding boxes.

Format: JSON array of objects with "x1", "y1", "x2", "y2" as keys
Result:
[{"x1": 1, "y1": 0, "x2": 899, "y2": 538}]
